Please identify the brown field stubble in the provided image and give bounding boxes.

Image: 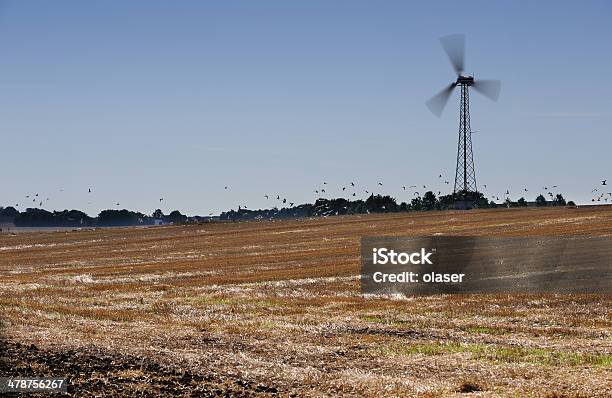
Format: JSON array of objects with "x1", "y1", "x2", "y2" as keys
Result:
[{"x1": 0, "y1": 206, "x2": 611, "y2": 397}]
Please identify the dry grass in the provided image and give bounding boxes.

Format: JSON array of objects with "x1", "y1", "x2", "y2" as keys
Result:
[{"x1": 1, "y1": 206, "x2": 611, "y2": 397}]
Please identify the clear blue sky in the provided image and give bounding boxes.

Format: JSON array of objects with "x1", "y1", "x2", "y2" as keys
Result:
[{"x1": 1, "y1": 1, "x2": 610, "y2": 215}]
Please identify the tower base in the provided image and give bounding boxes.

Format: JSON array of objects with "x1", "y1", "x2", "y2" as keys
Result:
[
  {"x1": 452, "y1": 200, "x2": 476, "y2": 210},
  {"x1": 451, "y1": 190, "x2": 483, "y2": 210}
]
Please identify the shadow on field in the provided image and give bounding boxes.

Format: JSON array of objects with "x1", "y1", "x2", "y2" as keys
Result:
[
  {"x1": 0, "y1": 316, "x2": 8, "y2": 376},
  {"x1": 0, "y1": 319, "x2": 279, "y2": 397}
]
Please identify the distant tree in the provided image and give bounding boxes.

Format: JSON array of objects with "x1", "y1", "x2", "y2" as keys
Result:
[
  {"x1": 54, "y1": 210, "x2": 93, "y2": 226},
  {"x1": 12, "y1": 208, "x2": 94, "y2": 227},
  {"x1": 554, "y1": 194, "x2": 566, "y2": 206},
  {"x1": 349, "y1": 200, "x2": 367, "y2": 214},
  {"x1": 438, "y1": 192, "x2": 490, "y2": 209},
  {"x1": 517, "y1": 197, "x2": 528, "y2": 207},
  {"x1": 152, "y1": 209, "x2": 164, "y2": 219},
  {"x1": 535, "y1": 194, "x2": 547, "y2": 207},
  {"x1": 0, "y1": 206, "x2": 19, "y2": 222},
  {"x1": 473, "y1": 192, "x2": 492, "y2": 208},
  {"x1": 567, "y1": 201, "x2": 576, "y2": 207},
  {"x1": 410, "y1": 197, "x2": 423, "y2": 211},
  {"x1": 13, "y1": 208, "x2": 54, "y2": 227},
  {"x1": 166, "y1": 210, "x2": 187, "y2": 224},
  {"x1": 422, "y1": 191, "x2": 438, "y2": 210},
  {"x1": 437, "y1": 194, "x2": 455, "y2": 210},
  {"x1": 219, "y1": 209, "x2": 237, "y2": 221},
  {"x1": 365, "y1": 195, "x2": 398, "y2": 213},
  {"x1": 399, "y1": 202, "x2": 409, "y2": 212},
  {"x1": 98, "y1": 209, "x2": 146, "y2": 226},
  {"x1": 504, "y1": 198, "x2": 513, "y2": 208}
]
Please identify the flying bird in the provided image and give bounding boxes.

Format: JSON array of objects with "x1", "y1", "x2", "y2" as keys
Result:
[
  {"x1": 350, "y1": 182, "x2": 355, "y2": 187},
  {"x1": 342, "y1": 187, "x2": 346, "y2": 191},
  {"x1": 264, "y1": 195, "x2": 269, "y2": 199},
  {"x1": 378, "y1": 182, "x2": 383, "y2": 186},
  {"x1": 402, "y1": 186, "x2": 406, "y2": 190},
  {"x1": 88, "y1": 188, "x2": 91, "y2": 193},
  {"x1": 224, "y1": 186, "x2": 228, "y2": 190},
  {"x1": 603, "y1": 180, "x2": 607, "y2": 186}
]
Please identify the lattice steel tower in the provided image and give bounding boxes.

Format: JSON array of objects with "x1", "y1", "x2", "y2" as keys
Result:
[
  {"x1": 425, "y1": 34, "x2": 501, "y2": 204},
  {"x1": 454, "y1": 80, "x2": 477, "y2": 196}
]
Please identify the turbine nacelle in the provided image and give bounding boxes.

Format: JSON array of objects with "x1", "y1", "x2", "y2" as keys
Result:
[
  {"x1": 425, "y1": 34, "x2": 501, "y2": 117},
  {"x1": 456, "y1": 75, "x2": 474, "y2": 86}
]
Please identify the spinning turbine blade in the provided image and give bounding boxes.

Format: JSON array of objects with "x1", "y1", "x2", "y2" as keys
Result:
[
  {"x1": 473, "y1": 79, "x2": 501, "y2": 101},
  {"x1": 439, "y1": 34, "x2": 465, "y2": 74},
  {"x1": 426, "y1": 83, "x2": 456, "y2": 117}
]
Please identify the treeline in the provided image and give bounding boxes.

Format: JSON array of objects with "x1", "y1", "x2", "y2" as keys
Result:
[
  {"x1": 497, "y1": 194, "x2": 570, "y2": 208},
  {"x1": 0, "y1": 207, "x2": 188, "y2": 227},
  {"x1": 0, "y1": 192, "x2": 574, "y2": 226},
  {"x1": 220, "y1": 192, "x2": 574, "y2": 221},
  {"x1": 219, "y1": 192, "x2": 488, "y2": 221}
]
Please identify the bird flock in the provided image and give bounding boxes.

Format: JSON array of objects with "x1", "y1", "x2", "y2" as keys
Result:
[
  {"x1": 220, "y1": 175, "x2": 610, "y2": 212},
  {"x1": 11, "y1": 177, "x2": 610, "y2": 214},
  {"x1": 591, "y1": 180, "x2": 611, "y2": 203}
]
